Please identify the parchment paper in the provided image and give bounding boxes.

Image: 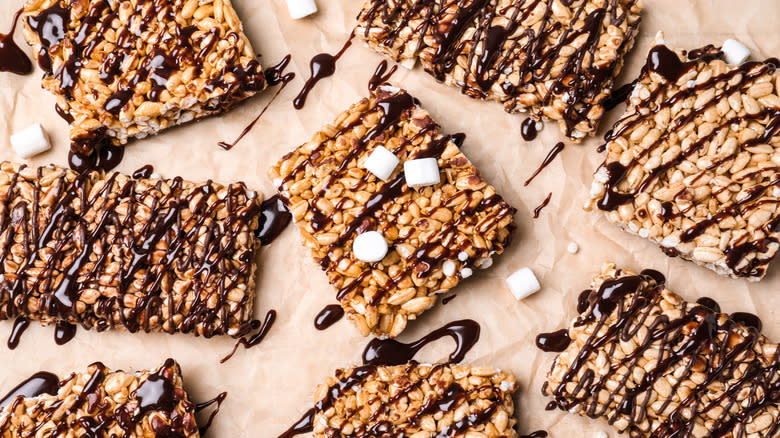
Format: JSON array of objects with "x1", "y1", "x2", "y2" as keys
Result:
[{"x1": 1, "y1": 0, "x2": 780, "y2": 436}]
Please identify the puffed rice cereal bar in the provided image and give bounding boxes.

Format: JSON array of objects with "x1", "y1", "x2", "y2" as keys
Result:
[
  {"x1": 355, "y1": 0, "x2": 642, "y2": 140},
  {"x1": 303, "y1": 362, "x2": 518, "y2": 438},
  {"x1": 22, "y1": 0, "x2": 266, "y2": 155},
  {"x1": 269, "y1": 85, "x2": 516, "y2": 338},
  {"x1": 0, "y1": 359, "x2": 200, "y2": 438},
  {"x1": 0, "y1": 161, "x2": 262, "y2": 338},
  {"x1": 542, "y1": 262, "x2": 780, "y2": 437},
  {"x1": 586, "y1": 35, "x2": 780, "y2": 281}
]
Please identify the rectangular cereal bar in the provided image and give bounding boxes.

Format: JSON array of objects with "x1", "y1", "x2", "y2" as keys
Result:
[
  {"x1": 587, "y1": 36, "x2": 780, "y2": 280},
  {"x1": 0, "y1": 359, "x2": 200, "y2": 437},
  {"x1": 543, "y1": 262, "x2": 780, "y2": 437},
  {"x1": 22, "y1": 0, "x2": 267, "y2": 155},
  {"x1": 306, "y1": 362, "x2": 518, "y2": 437},
  {"x1": 269, "y1": 85, "x2": 516, "y2": 338},
  {"x1": 355, "y1": 0, "x2": 642, "y2": 140},
  {"x1": 0, "y1": 161, "x2": 262, "y2": 337}
]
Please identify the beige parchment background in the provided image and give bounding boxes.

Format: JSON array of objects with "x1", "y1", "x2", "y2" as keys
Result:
[{"x1": 1, "y1": 0, "x2": 780, "y2": 436}]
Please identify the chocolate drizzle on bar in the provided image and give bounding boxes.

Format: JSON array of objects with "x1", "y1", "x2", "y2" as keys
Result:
[
  {"x1": 362, "y1": 319, "x2": 481, "y2": 366},
  {"x1": 0, "y1": 370, "x2": 59, "y2": 410},
  {"x1": 0, "y1": 9, "x2": 33, "y2": 75},
  {"x1": 545, "y1": 269, "x2": 780, "y2": 437},
  {"x1": 368, "y1": 60, "x2": 399, "y2": 91}
]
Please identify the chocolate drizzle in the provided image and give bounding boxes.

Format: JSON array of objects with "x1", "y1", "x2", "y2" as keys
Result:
[
  {"x1": 195, "y1": 392, "x2": 227, "y2": 436},
  {"x1": 132, "y1": 164, "x2": 154, "y2": 179},
  {"x1": 521, "y1": 118, "x2": 539, "y2": 141},
  {"x1": 314, "y1": 304, "x2": 344, "y2": 330},
  {"x1": 0, "y1": 9, "x2": 33, "y2": 75},
  {"x1": 532, "y1": 192, "x2": 552, "y2": 218},
  {"x1": 602, "y1": 82, "x2": 635, "y2": 111},
  {"x1": 535, "y1": 328, "x2": 570, "y2": 352},
  {"x1": 256, "y1": 195, "x2": 292, "y2": 246},
  {"x1": 293, "y1": 37, "x2": 353, "y2": 109},
  {"x1": 53, "y1": 321, "x2": 77, "y2": 345},
  {"x1": 6, "y1": 316, "x2": 30, "y2": 350},
  {"x1": 361, "y1": 319, "x2": 480, "y2": 366},
  {"x1": 368, "y1": 60, "x2": 399, "y2": 91},
  {"x1": 68, "y1": 144, "x2": 125, "y2": 172},
  {"x1": 220, "y1": 310, "x2": 276, "y2": 363},
  {"x1": 0, "y1": 371, "x2": 59, "y2": 410},
  {"x1": 524, "y1": 142, "x2": 565, "y2": 186}
]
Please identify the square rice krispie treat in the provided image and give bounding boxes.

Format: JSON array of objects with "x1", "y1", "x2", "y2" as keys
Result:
[
  {"x1": 586, "y1": 35, "x2": 780, "y2": 280},
  {"x1": 269, "y1": 85, "x2": 516, "y2": 338},
  {"x1": 355, "y1": 0, "x2": 643, "y2": 140},
  {"x1": 542, "y1": 262, "x2": 780, "y2": 437},
  {"x1": 22, "y1": 0, "x2": 267, "y2": 155}
]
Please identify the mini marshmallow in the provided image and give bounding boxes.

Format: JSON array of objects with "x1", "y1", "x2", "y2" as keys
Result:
[
  {"x1": 285, "y1": 0, "x2": 317, "y2": 19},
  {"x1": 506, "y1": 267, "x2": 541, "y2": 300},
  {"x1": 722, "y1": 39, "x2": 750, "y2": 65},
  {"x1": 475, "y1": 257, "x2": 493, "y2": 270},
  {"x1": 364, "y1": 146, "x2": 399, "y2": 181},
  {"x1": 442, "y1": 260, "x2": 456, "y2": 277},
  {"x1": 10, "y1": 124, "x2": 51, "y2": 158},
  {"x1": 404, "y1": 157, "x2": 440, "y2": 188},
  {"x1": 352, "y1": 231, "x2": 388, "y2": 262},
  {"x1": 596, "y1": 432, "x2": 608, "y2": 438},
  {"x1": 567, "y1": 242, "x2": 579, "y2": 254},
  {"x1": 460, "y1": 267, "x2": 473, "y2": 279},
  {"x1": 458, "y1": 251, "x2": 469, "y2": 261}
]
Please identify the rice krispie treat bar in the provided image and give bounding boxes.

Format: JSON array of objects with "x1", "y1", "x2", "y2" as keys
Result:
[
  {"x1": 586, "y1": 36, "x2": 780, "y2": 280},
  {"x1": 0, "y1": 359, "x2": 200, "y2": 438},
  {"x1": 542, "y1": 262, "x2": 780, "y2": 437},
  {"x1": 269, "y1": 85, "x2": 516, "y2": 338},
  {"x1": 355, "y1": 0, "x2": 643, "y2": 140},
  {"x1": 21, "y1": 0, "x2": 266, "y2": 155},
  {"x1": 0, "y1": 161, "x2": 262, "y2": 337},
  {"x1": 304, "y1": 362, "x2": 518, "y2": 437}
]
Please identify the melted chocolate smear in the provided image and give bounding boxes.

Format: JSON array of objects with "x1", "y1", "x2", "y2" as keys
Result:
[
  {"x1": 217, "y1": 56, "x2": 296, "y2": 150},
  {"x1": 602, "y1": 82, "x2": 635, "y2": 111},
  {"x1": 135, "y1": 374, "x2": 176, "y2": 414},
  {"x1": 532, "y1": 192, "x2": 552, "y2": 218},
  {"x1": 293, "y1": 37, "x2": 353, "y2": 110},
  {"x1": 195, "y1": 392, "x2": 227, "y2": 436},
  {"x1": 0, "y1": 9, "x2": 33, "y2": 75},
  {"x1": 56, "y1": 104, "x2": 75, "y2": 123},
  {"x1": 0, "y1": 371, "x2": 59, "y2": 410},
  {"x1": 521, "y1": 118, "x2": 539, "y2": 141},
  {"x1": 638, "y1": 268, "x2": 665, "y2": 285},
  {"x1": 7, "y1": 316, "x2": 30, "y2": 350},
  {"x1": 68, "y1": 144, "x2": 125, "y2": 173},
  {"x1": 361, "y1": 319, "x2": 480, "y2": 366},
  {"x1": 278, "y1": 408, "x2": 315, "y2": 438},
  {"x1": 535, "y1": 329, "x2": 571, "y2": 352},
  {"x1": 25, "y1": 3, "x2": 68, "y2": 72},
  {"x1": 525, "y1": 142, "x2": 565, "y2": 186},
  {"x1": 519, "y1": 431, "x2": 548, "y2": 438},
  {"x1": 696, "y1": 297, "x2": 721, "y2": 313},
  {"x1": 451, "y1": 133, "x2": 466, "y2": 147},
  {"x1": 368, "y1": 60, "x2": 399, "y2": 91},
  {"x1": 646, "y1": 45, "x2": 694, "y2": 83},
  {"x1": 132, "y1": 164, "x2": 154, "y2": 179},
  {"x1": 220, "y1": 310, "x2": 276, "y2": 363},
  {"x1": 731, "y1": 312, "x2": 762, "y2": 331},
  {"x1": 256, "y1": 195, "x2": 292, "y2": 246},
  {"x1": 314, "y1": 304, "x2": 344, "y2": 330},
  {"x1": 54, "y1": 321, "x2": 77, "y2": 345},
  {"x1": 442, "y1": 294, "x2": 457, "y2": 305}
]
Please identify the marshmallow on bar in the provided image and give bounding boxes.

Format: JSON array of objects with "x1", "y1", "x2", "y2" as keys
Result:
[
  {"x1": 586, "y1": 36, "x2": 780, "y2": 281},
  {"x1": 10, "y1": 123, "x2": 51, "y2": 158},
  {"x1": 354, "y1": 0, "x2": 643, "y2": 140},
  {"x1": 542, "y1": 262, "x2": 780, "y2": 437},
  {"x1": 364, "y1": 145, "x2": 400, "y2": 181},
  {"x1": 0, "y1": 359, "x2": 200, "y2": 438},
  {"x1": 270, "y1": 85, "x2": 516, "y2": 338},
  {"x1": 297, "y1": 362, "x2": 519, "y2": 438},
  {"x1": 722, "y1": 38, "x2": 751, "y2": 65}
]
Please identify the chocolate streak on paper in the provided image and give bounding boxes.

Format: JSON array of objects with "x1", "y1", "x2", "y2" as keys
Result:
[
  {"x1": 6, "y1": 317, "x2": 29, "y2": 350},
  {"x1": 525, "y1": 142, "x2": 565, "y2": 186},
  {"x1": 220, "y1": 310, "x2": 276, "y2": 363},
  {"x1": 361, "y1": 319, "x2": 480, "y2": 366},
  {"x1": 0, "y1": 371, "x2": 59, "y2": 410},
  {"x1": 532, "y1": 192, "x2": 552, "y2": 218},
  {"x1": 256, "y1": 195, "x2": 292, "y2": 246},
  {"x1": 0, "y1": 9, "x2": 33, "y2": 75},
  {"x1": 368, "y1": 60, "x2": 399, "y2": 91},
  {"x1": 314, "y1": 304, "x2": 344, "y2": 330},
  {"x1": 294, "y1": 37, "x2": 353, "y2": 110},
  {"x1": 195, "y1": 391, "x2": 227, "y2": 435}
]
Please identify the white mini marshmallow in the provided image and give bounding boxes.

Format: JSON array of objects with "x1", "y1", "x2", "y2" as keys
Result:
[
  {"x1": 442, "y1": 260, "x2": 457, "y2": 277},
  {"x1": 352, "y1": 231, "x2": 388, "y2": 262},
  {"x1": 404, "y1": 158, "x2": 440, "y2": 188},
  {"x1": 285, "y1": 0, "x2": 317, "y2": 19},
  {"x1": 722, "y1": 39, "x2": 750, "y2": 65},
  {"x1": 364, "y1": 146, "x2": 399, "y2": 181},
  {"x1": 10, "y1": 124, "x2": 50, "y2": 158},
  {"x1": 460, "y1": 267, "x2": 473, "y2": 278},
  {"x1": 567, "y1": 242, "x2": 579, "y2": 254},
  {"x1": 458, "y1": 251, "x2": 469, "y2": 261},
  {"x1": 506, "y1": 267, "x2": 541, "y2": 300}
]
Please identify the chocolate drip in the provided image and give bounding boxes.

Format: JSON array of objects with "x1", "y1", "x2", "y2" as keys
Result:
[
  {"x1": 524, "y1": 142, "x2": 565, "y2": 186},
  {"x1": 135, "y1": 374, "x2": 176, "y2": 414},
  {"x1": 442, "y1": 294, "x2": 457, "y2": 305},
  {"x1": 220, "y1": 310, "x2": 276, "y2": 363},
  {"x1": 646, "y1": 45, "x2": 695, "y2": 83},
  {"x1": 277, "y1": 408, "x2": 315, "y2": 438},
  {"x1": 0, "y1": 371, "x2": 59, "y2": 410},
  {"x1": 314, "y1": 304, "x2": 344, "y2": 330},
  {"x1": 695, "y1": 296, "x2": 721, "y2": 313},
  {"x1": 731, "y1": 312, "x2": 762, "y2": 331},
  {"x1": 293, "y1": 37, "x2": 353, "y2": 109},
  {"x1": 195, "y1": 392, "x2": 227, "y2": 436},
  {"x1": 7, "y1": 316, "x2": 30, "y2": 350},
  {"x1": 602, "y1": 82, "x2": 635, "y2": 111},
  {"x1": 368, "y1": 60, "x2": 399, "y2": 91},
  {"x1": 519, "y1": 431, "x2": 548, "y2": 438},
  {"x1": 256, "y1": 195, "x2": 292, "y2": 246},
  {"x1": 532, "y1": 192, "x2": 552, "y2": 218},
  {"x1": 218, "y1": 55, "x2": 296, "y2": 150},
  {"x1": 132, "y1": 165, "x2": 154, "y2": 179},
  {"x1": 55, "y1": 104, "x2": 75, "y2": 123},
  {"x1": 53, "y1": 321, "x2": 77, "y2": 345},
  {"x1": 361, "y1": 319, "x2": 480, "y2": 366},
  {"x1": 0, "y1": 9, "x2": 33, "y2": 75},
  {"x1": 535, "y1": 329, "x2": 571, "y2": 352},
  {"x1": 68, "y1": 144, "x2": 125, "y2": 173},
  {"x1": 26, "y1": 3, "x2": 68, "y2": 72},
  {"x1": 521, "y1": 118, "x2": 538, "y2": 141}
]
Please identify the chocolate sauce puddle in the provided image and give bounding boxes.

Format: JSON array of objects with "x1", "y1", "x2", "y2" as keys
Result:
[
  {"x1": 7, "y1": 316, "x2": 30, "y2": 350},
  {"x1": 256, "y1": 195, "x2": 292, "y2": 246},
  {"x1": 68, "y1": 144, "x2": 125, "y2": 173},
  {"x1": 54, "y1": 321, "x2": 77, "y2": 345},
  {"x1": 0, "y1": 9, "x2": 33, "y2": 75},
  {"x1": 195, "y1": 391, "x2": 227, "y2": 435},
  {"x1": 535, "y1": 328, "x2": 571, "y2": 352},
  {"x1": 524, "y1": 142, "x2": 565, "y2": 186},
  {"x1": 132, "y1": 164, "x2": 154, "y2": 179},
  {"x1": 218, "y1": 55, "x2": 296, "y2": 150},
  {"x1": 368, "y1": 60, "x2": 398, "y2": 91},
  {"x1": 521, "y1": 118, "x2": 539, "y2": 141},
  {"x1": 0, "y1": 371, "x2": 59, "y2": 410},
  {"x1": 293, "y1": 36, "x2": 353, "y2": 109},
  {"x1": 532, "y1": 193, "x2": 552, "y2": 218},
  {"x1": 361, "y1": 319, "x2": 480, "y2": 366},
  {"x1": 220, "y1": 309, "x2": 276, "y2": 363},
  {"x1": 314, "y1": 304, "x2": 344, "y2": 330}
]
